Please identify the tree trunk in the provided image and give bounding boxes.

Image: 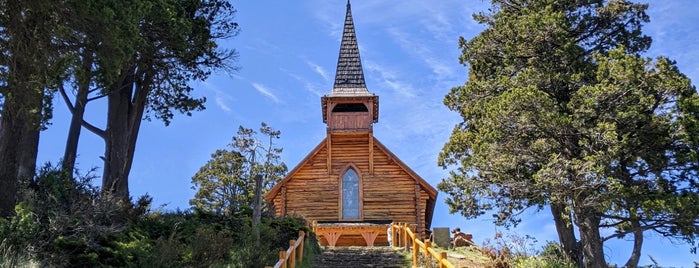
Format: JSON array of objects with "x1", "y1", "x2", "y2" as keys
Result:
[
  {"x1": 0, "y1": 88, "x2": 41, "y2": 218},
  {"x1": 623, "y1": 220, "x2": 643, "y2": 268},
  {"x1": 0, "y1": 0, "x2": 48, "y2": 217},
  {"x1": 61, "y1": 54, "x2": 93, "y2": 177},
  {"x1": 252, "y1": 174, "x2": 263, "y2": 225},
  {"x1": 0, "y1": 105, "x2": 23, "y2": 217},
  {"x1": 101, "y1": 65, "x2": 148, "y2": 199},
  {"x1": 551, "y1": 201, "x2": 581, "y2": 265},
  {"x1": 575, "y1": 206, "x2": 607, "y2": 268}
]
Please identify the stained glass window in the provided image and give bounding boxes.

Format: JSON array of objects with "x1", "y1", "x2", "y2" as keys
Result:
[{"x1": 342, "y1": 168, "x2": 360, "y2": 219}]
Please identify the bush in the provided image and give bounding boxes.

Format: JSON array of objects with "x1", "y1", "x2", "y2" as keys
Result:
[
  {"x1": 0, "y1": 163, "x2": 155, "y2": 267},
  {"x1": 228, "y1": 216, "x2": 312, "y2": 268},
  {"x1": 1, "y1": 163, "x2": 317, "y2": 268}
]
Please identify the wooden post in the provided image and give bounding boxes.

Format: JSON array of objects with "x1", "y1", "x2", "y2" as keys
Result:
[
  {"x1": 401, "y1": 223, "x2": 408, "y2": 250},
  {"x1": 412, "y1": 238, "x2": 419, "y2": 267},
  {"x1": 289, "y1": 240, "x2": 296, "y2": 268},
  {"x1": 297, "y1": 231, "x2": 305, "y2": 262},
  {"x1": 281, "y1": 184, "x2": 287, "y2": 216},
  {"x1": 439, "y1": 252, "x2": 447, "y2": 268},
  {"x1": 326, "y1": 136, "x2": 332, "y2": 171},
  {"x1": 279, "y1": 251, "x2": 287, "y2": 268},
  {"x1": 369, "y1": 134, "x2": 374, "y2": 173},
  {"x1": 405, "y1": 222, "x2": 412, "y2": 249},
  {"x1": 391, "y1": 223, "x2": 397, "y2": 247},
  {"x1": 425, "y1": 240, "x2": 431, "y2": 260},
  {"x1": 414, "y1": 183, "x2": 422, "y2": 238}
]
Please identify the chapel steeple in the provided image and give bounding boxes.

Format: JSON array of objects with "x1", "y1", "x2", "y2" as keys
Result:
[
  {"x1": 322, "y1": 0, "x2": 379, "y2": 132},
  {"x1": 332, "y1": 0, "x2": 367, "y2": 93}
]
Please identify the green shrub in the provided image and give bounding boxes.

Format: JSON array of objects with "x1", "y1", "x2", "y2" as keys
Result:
[
  {"x1": 1, "y1": 163, "x2": 319, "y2": 268},
  {"x1": 226, "y1": 216, "x2": 315, "y2": 268},
  {"x1": 228, "y1": 222, "x2": 279, "y2": 268}
]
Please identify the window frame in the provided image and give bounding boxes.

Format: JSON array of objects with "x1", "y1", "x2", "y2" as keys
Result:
[{"x1": 338, "y1": 163, "x2": 363, "y2": 221}]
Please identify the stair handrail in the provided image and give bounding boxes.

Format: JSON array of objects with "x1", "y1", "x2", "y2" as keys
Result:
[
  {"x1": 265, "y1": 230, "x2": 306, "y2": 268},
  {"x1": 391, "y1": 222, "x2": 455, "y2": 268}
]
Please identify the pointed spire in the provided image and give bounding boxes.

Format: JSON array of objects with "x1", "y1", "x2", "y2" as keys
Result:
[{"x1": 330, "y1": 0, "x2": 371, "y2": 96}]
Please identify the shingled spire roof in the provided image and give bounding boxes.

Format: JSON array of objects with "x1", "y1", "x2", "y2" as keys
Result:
[{"x1": 330, "y1": 0, "x2": 372, "y2": 97}]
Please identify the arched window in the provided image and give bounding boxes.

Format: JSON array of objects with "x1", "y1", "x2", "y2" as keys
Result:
[{"x1": 341, "y1": 168, "x2": 360, "y2": 219}]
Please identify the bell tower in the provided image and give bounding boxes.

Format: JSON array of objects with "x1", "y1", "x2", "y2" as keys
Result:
[{"x1": 321, "y1": 0, "x2": 379, "y2": 133}]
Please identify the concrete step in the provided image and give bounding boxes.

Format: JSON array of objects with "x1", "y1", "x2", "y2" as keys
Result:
[{"x1": 313, "y1": 246, "x2": 408, "y2": 268}]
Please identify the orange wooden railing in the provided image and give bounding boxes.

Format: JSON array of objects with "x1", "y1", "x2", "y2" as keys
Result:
[
  {"x1": 391, "y1": 222, "x2": 455, "y2": 268},
  {"x1": 265, "y1": 230, "x2": 305, "y2": 268}
]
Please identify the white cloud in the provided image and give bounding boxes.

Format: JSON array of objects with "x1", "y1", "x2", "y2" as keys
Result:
[
  {"x1": 364, "y1": 60, "x2": 416, "y2": 98},
  {"x1": 199, "y1": 80, "x2": 234, "y2": 113},
  {"x1": 286, "y1": 72, "x2": 324, "y2": 97},
  {"x1": 386, "y1": 27, "x2": 456, "y2": 81},
  {"x1": 306, "y1": 60, "x2": 331, "y2": 82},
  {"x1": 251, "y1": 82, "x2": 281, "y2": 103},
  {"x1": 215, "y1": 96, "x2": 231, "y2": 112}
]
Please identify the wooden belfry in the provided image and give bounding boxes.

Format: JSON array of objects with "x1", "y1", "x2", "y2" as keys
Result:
[{"x1": 265, "y1": 1, "x2": 437, "y2": 246}]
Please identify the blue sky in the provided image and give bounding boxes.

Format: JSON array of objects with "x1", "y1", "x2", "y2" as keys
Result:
[{"x1": 37, "y1": 0, "x2": 699, "y2": 266}]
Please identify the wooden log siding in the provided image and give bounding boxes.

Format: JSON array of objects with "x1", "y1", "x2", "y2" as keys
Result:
[
  {"x1": 328, "y1": 112, "x2": 372, "y2": 131},
  {"x1": 266, "y1": 134, "x2": 438, "y2": 244}
]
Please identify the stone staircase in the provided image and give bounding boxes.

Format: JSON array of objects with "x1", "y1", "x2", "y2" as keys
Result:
[{"x1": 312, "y1": 246, "x2": 409, "y2": 268}]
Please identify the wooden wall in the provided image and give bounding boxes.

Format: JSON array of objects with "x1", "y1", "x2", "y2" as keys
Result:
[
  {"x1": 328, "y1": 113, "x2": 372, "y2": 130},
  {"x1": 270, "y1": 132, "x2": 431, "y2": 233}
]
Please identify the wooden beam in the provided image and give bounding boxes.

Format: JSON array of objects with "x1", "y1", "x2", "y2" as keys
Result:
[
  {"x1": 415, "y1": 182, "x2": 422, "y2": 238},
  {"x1": 281, "y1": 183, "x2": 287, "y2": 216},
  {"x1": 369, "y1": 134, "x2": 374, "y2": 174},
  {"x1": 326, "y1": 134, "x2": 332, "y2": 173}
]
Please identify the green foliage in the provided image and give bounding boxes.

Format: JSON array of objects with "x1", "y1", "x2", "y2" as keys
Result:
[
  {"x1": 190, "y1": 149, "x2": 250, "y2": 215},
  {"x1": 0, "y1": 164, "x2": 312, "y2": 267},
  {"x1": 227, "y1": 216, "x2": 315, "y2": 268},
  {"x1": 190, "y1": 123, "x2": 287, "y2": 217},
  {"x1": 295, "y1": 233, "x2": 321, "y2": 268},
  {"x1": 227, "y1": 222, "x2": 279, "y2": 268},
  {"x1": 440, "y1": 0, "x2": 699, "y2": 266}
]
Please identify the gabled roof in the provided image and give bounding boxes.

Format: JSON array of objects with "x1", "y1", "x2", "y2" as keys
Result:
[{"x1": 330, "y1": 0, "x2": 372, "y2": 97}]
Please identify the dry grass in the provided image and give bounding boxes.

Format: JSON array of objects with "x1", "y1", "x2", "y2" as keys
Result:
[
  {"x1": 395, "y1": 245, "x2": 495, "y2": 268},
  {"x1": 0, "y1": 240, "x2": 39, "y2": 268}
]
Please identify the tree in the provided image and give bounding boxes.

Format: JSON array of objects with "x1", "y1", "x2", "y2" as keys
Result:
[
  {"x1": 0, "y1": 0, "x2": 64, "y2": 217},
  {"x1": 56, "y1": 0, "x2": 144, "y2": 178},
  {"x1": 439, "y1": 1, "x2": 699, "y2": 267},
  {"x1": 190, "y1": 123, "x2": 287, "y2": 220},
  {"x1": 190, "y1": 149, "x2": 250, "y2": 216},
  {"x1": 55, "y1": 0, "x2": 239, "y2": 198}
]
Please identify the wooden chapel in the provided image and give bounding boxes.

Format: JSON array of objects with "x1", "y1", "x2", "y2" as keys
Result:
[{"x1": 264, "y1": 1, "x2": 438, "y2": 247}]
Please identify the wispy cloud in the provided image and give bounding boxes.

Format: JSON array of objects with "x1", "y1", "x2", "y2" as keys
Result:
[
  {"x1": 386, "y1": 27, "x2": 456, "y2": 81},
  {"x1": 364, "y1": 60, "x2": 415, "y2": 98},
  {"x1": 306, "y1": 60, "x2": 331, "y2": 82},
  {"x1": 199, "y1": 81, "x2": 234, "y2": 113},
  {"x1": 286, "y1": 72, "x2": 324, "y2": 97},
  {"x1": 215, "y1": 96, "x2": 232, "y2": 112},
  {"x1": 251, "y1": 82, "x2": 281, "y2": 103}
]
